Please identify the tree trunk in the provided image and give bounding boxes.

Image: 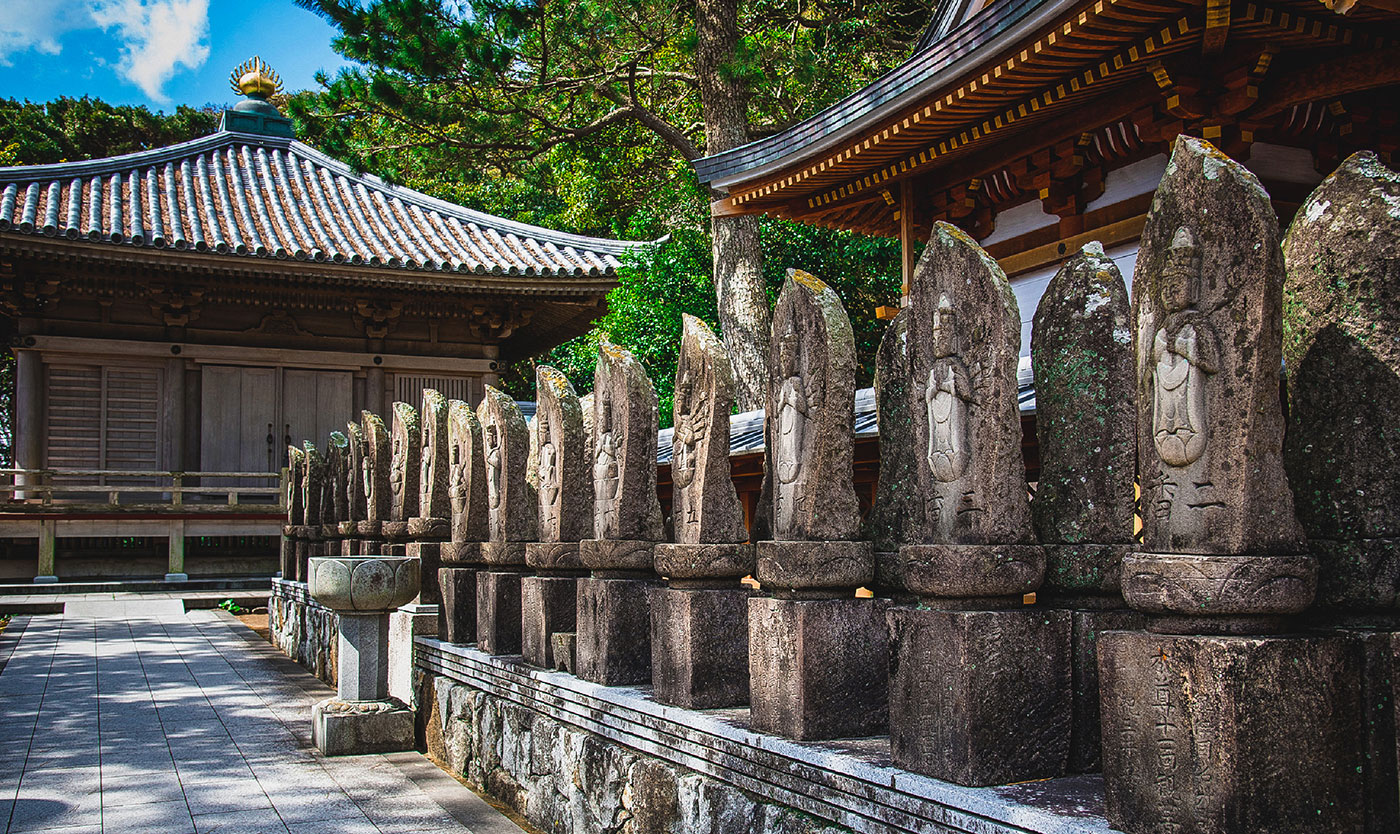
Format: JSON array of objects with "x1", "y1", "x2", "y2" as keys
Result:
[{"x1": 696, "y1": 0, "x2": 770, "y2": 411}]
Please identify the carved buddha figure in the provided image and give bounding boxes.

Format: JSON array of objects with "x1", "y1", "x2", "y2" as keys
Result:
[
  {"x1": 538, "y1": 411, "x2": 559, "y2": 536},
  {"x1": 484, "y1": 422, "x2": 503, "y2": 520},
  {"x1": 362, "y1": 454, "x2": 373, "y2": 510},
  {"x1": 925, "y1": 294, "x2": 973, "y2": 483},
  {"x1": 449, "y1": 441, "x2": 466, "y2": 515},
  {"x1": 775, "y1": 320, "x2": 809, "y2": 533},
  {"x1": 593, "y1": 405, "x2": 619, "y2": 536},
  {"x1": 672, "y1": 365, "x2": 708, "y2": 526},
  {"x1": 1150, "y1": 227, "x2": 1219, "y2": 467},
  {"x1": 390, "y1": 435, "x2": 404, "y2": 506},
  {"x1": 419, "y1": 428, "x2": 433, "y2": 513}
]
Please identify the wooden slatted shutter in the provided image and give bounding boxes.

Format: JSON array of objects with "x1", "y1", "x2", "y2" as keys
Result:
[
  {"x1": 394, "y1": 374, "x2": 481, "y2": 407},
  {"x1": 46, "y1": 367, "x2": 102, "y2": 470},
  {"x1": 45, "y1": 364, "x2": 162, "y2": 474}
]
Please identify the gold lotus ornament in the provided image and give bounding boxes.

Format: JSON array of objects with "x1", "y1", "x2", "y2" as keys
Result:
[{"x1": 230, "y1": 56, "x2": 284, "y2": 99}]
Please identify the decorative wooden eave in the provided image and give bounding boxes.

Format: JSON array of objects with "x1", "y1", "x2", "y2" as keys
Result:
[
  {"x1": 695, "y1": 0, "x2": 1400, "y2": 237},
  {"x1": 0, "y1": 126, "x2": 655, "y2": 286}
]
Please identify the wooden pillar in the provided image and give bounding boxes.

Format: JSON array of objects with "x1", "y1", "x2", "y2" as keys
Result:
[
  {"x1": 367, "y1": 367, "x2": 386, "y2": 417},
  {"x1": 14, "y1": 348, "x2": 43, "y2": 498},
  {"x1": 164, "y1": 357, "x2": 186, "y2": 472},
  {"x1": 166, "y1": 518, "x2": 188, "y2": 581},
  {"x1": 899, "y1": 182, "x2": 918, "y2": 305},
  {"x1": 35, "y1": 519, "x2": 56, "y2": 583}
]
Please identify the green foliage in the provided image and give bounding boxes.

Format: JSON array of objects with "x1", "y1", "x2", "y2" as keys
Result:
[
  {"x1": 218, "y1": 599, "x2": 250, "y2": 615},
  {"x1": 500, "y1": 181, "x2": 902, "y2": 425},
  {"x1": 0, "y1": 97, "x2": 220, "y2": 166}
]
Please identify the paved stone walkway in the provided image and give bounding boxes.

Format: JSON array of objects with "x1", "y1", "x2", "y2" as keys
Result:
[{"x1": 0, "y1": 606, "x2": 527, "y2": 834}]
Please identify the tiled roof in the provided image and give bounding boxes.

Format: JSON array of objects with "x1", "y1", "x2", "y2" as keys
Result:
[
  {"x1": 0, "y1": 127, "x2": 643, "y2": 278},
  {"x1": 656, "y1": 371, "x2": 1036, "y2": 465},
  {"x1": 693, "y1": 0, "x2": 1067, "y2": 189}
]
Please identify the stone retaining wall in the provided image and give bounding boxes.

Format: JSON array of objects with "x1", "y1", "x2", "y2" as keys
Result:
[
  {"x1": 268, "y1": 578, "x2": 338, "y2": 686},
  {"x1": 415, "y1": 638, "x2": 1111, "y2": 834}
]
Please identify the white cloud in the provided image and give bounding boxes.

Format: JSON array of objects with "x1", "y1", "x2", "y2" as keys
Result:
[
  {"x1": 0, "y1": 4, "x2": 92, "y2": 61},
  {"x1": 0, "y1": 0, "x2": 210, "y2": 103},
  {"x1": 93, "y1": 0, "x2": 212, "y2": 103}
]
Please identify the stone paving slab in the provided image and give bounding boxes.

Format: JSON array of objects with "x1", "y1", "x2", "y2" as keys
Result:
[
  {"x1": 0, "y1": 606, "x2": 527, "y2": 834},
  {"x1": 0, "y1": 591, "x2": 270, "y2": 615}
]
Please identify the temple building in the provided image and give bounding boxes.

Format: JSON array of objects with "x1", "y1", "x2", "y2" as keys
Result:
[
  {"x1": 0, "y1": 58, "x2": 645, "y2": 582},
  {"x1": 696, "y1": 0, "x2": 1399, "y2": 351}
]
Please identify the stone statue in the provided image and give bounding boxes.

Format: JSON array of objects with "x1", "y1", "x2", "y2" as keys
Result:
[
  {"x1": 345, "y1": 422, "x2": 367, "y2": 523},
  {"x1": 533, "y1": 365, "x2": 591, "y2": 544},
  {"x1": 478, "y1": 386, "x2": 537, "y2": 547},
  {"x1": 1284, "y1": 151, "x2": 1400, "y2": 612},
  {"x1": 866, "y1": 309, "x2": 918, "y2": 596},
  {"x1": 447, "y1": 399, "x2": 488, "y2": 547},
  {"x1": 389, "y1": 401, "x2": 420, "y2": 524},
  {"x1": 762, "y1": 268, "x2": 861, "y2": 545},
  {"x1": 302, "y1": 442, "x2": 324, "y2": 529},
  {"x1": 417, "y1": 389, "x2": 450, "y2": 526},
  {"x1": 286, "y1": 445, "x2": 305, "y2": 527},
  {"x1": 669, "y1": 314, "x2": 746, "y2": 545},
  {"x1": 362, "y1": 411, "x2": 390, "y2": 525},
  {"x1": 585, "y1": 339, "x2": 662, "y2": 547}
]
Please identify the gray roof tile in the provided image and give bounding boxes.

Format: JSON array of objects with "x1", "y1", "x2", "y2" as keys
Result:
[{"x1": 0, "y1": 126, "x2": 646, "y2": 278}]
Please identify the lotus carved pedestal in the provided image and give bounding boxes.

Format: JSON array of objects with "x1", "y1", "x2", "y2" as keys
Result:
[{"x1": 307, "y1": 555, "x2": 420, "y2": 755}]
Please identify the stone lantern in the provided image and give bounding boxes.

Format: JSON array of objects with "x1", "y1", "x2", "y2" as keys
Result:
[{"x1": 307, "y1": 554, "x2": 420, "y2": 756}]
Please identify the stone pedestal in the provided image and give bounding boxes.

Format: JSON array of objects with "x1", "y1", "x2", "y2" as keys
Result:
[
  {"x1": 887, "y1": 606, "x2": 1071, "y2": 785},
  {"x1": 748, "y1": 596, "x2": 888, "y2": 740},
  {"x1": 1099, "y1": 630, "x2": 1362, "y2": 834},
  {"x1": 388, "y1": 603, "x2": 437, "y2": 707},
  {"x1": 405, "y1": 540, "x2": 443, "y2": 606},
  {"x1": 306, "y1": 556, "x2": 419, "y2": 757},
  {"x1": 650, "y1": 586, "x2": 751, "y2": 709},
  {"x1": 1065, "y1": 604, "x2": 1143, "y2": 773},
  {"x1": 552, "y1": 633, "x2": 577, "y2": 673},
  {"x1": 280, "y1": 526, "x2": 296, "y2": 578},
  {"x1": 576, "y1": 576, "x2": 658, "y2": 685},
  {"x1": 521, "y1": 574, "x2": 579, "y2": 669},
  {"x1": 755, "y1": 540, "x2": 874, "y2": 593},
  {"x1": 437, "y1": 566, "x2": 478, "y2": 644},
  {"x1": 580, "y1": 538, "x2": 655, "y2": 572},
  {"x1": 476, "y1": 570, "x2": 524, "y2": 655}
]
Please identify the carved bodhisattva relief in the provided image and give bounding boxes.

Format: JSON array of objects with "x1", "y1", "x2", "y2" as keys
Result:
[
  {"x1": 1148, "y1": 227, "x2": 1219, "y2": 469},
  {"x1": 774, "y1": 319, "x2": 816, "y2": 535},
  {"x1": 924, "y1": 295, "x2": 973, "y2": 484},
  {"x1": 593, "y1": 406, "x2": 620, "y2": 538}
]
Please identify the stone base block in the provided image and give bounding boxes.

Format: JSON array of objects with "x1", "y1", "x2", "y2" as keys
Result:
[
  {"x1": 887, "y1": 606, "x2": 1070, "y2": 785},
  {"x1": 384, "y1": 543, "x2": 407, "y2": 557},
  {"x1": 749, "y1": 596, "x2": 889, "y2": 741},
  {"x1": 358, "y1": 540, "x2": 384, "y2": 557},
  {"x1": 311, "y1": 698, "x2": 414, "y2": 756},
  {"x1": 552, "y1": 633, "x2": 576, "y2": 673},
  {"x1": 482, "y1": 541, "x2": 528, "y2": 567},
  {"x1": 280, "y1": 535, "x2": 296, "y2": 578},
  {"x1": 340, "y1": 539, "x2": 360, "y2": 557},
  {"x1": 406, "y1": 541, "x2": 443, "y2": 606},
  {"x1": 580, "y1": 539, "x2": 656, "y2": 572},
  {"x1": 440, "y1": 541, "x2": 482, "y2": 566},
  {"x1": 1100, "y1": 630, "x2": 1362, "y2": 834},
  {"x1": 476, "y1": 571, "x2": 523, "y2": 655},
  {"x1": 1067, "y1": 608, "x2": 1143, "y2": 772},
  {"x1": 408, "y1": 517, "x2": 449, "y2": 539},
  {"x1": 650, "y1": 587, "x2": 751, "y2": 709},
  {"x1": 1352, "y1": 630, "x2": 1399, "y2": 833},
  {"x1": 576, "y1": 577, "x2": 658, "y2": 685},
  {"x1": 526, "y1": 541, "x2": 585, "y2": 571},
  {"x1": 522, "y1": 575, "x2": 578, "y2": 669},
  {"x1": 164, "y1": 573, "x2": 188, "y2": 583},
  {"x1": 901, "y1": 543, "x2": 1044, "y2": 598},
  {"x1": 1121, "y1": 553, "x2": 1317, "y2": 626},
  {"x1": 389, "y1": 605, "x2": 437, "y2": 707},
  {"x1": 654, "y1": 543, "x2": 755, "y2": 580},
  {"x1": 1044, "y1": 543, "x2": 1134, "y2": 596},
  {"x1": 755, "y1": 540, "x2": 873, "y2": 592},
  {"x1": 437, "y1": 567, "x2": 478, "y2": 644},
  {"x1": 296, "y1": 539, "x2": 311, "y2": 583},
  {"x1": 33, "y1": 575, "x2": 57, "y2": 584}
]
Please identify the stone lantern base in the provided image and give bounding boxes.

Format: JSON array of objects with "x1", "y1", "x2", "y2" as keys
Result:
[{"x1": 311, "y1": 698, "x2": 414, "y2": 757}]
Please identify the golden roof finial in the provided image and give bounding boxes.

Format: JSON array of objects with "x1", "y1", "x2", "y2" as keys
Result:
[{"x1": 230, "y1": 56, "x2": 283, "y2": 99}]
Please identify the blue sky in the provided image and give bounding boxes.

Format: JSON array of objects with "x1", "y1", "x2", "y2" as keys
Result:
[{"x1": 1, "y1": 0, "x2": 352, "y2": 111}]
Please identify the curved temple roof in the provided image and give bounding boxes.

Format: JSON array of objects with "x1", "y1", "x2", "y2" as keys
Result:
[{"x1": 0, "y1": 127, "x2": 643, "y2": 279}]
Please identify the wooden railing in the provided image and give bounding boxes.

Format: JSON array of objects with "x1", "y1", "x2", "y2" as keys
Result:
[{"x1": 0, "y1": 469, "x2": 284, "y2": 509}]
